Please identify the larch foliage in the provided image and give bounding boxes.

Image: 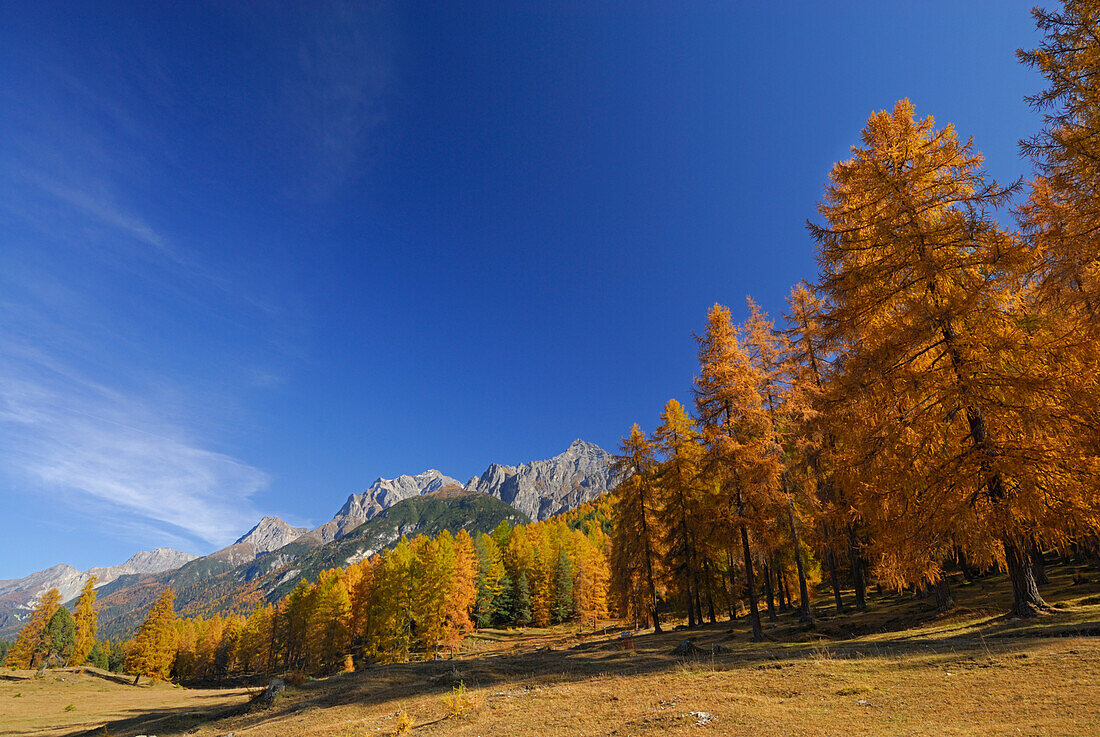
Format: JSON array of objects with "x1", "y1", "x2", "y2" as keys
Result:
[
  {"x1": 1017, "y1": 1, "x2": 1100, "y2": 551},
  {"x1": 4, "y1": 587, "x2": 61, "y2": 669},
  {"x1": 653, "y1": 398, "x2": 706, "y2": 627},
  {"x1": 474, "y1": 533, "x2": 506, "y2": 626},
  {"x1": 694, "y1": 304, "x2": 781, "y2": 641},
  {"x1": 412, "y1": 535, "x2": 453, "y2": 656},
  {"x1": 572, "y1": 528, "x2": 610, "y2": 626},
  {"x1": 1019, "y1": 0, "x2": 1100, "y2": 319},
  {"x1": 305, "y1": 569, "x2": 352, "y2": 674},
  {"x1": 125, "y1": 589, "x2": 178, "y2": 681},
  {"x1": 610, "y1": 424, "x2": 664, "y2": 632},
  {"x1": 444, "y1": 529, "x2": 479, "y2": 650},
  {"x1": 367, "y1": 539, "x2": 414, "y2": 663},
  {"x1": 70, "y1": 576, "x2": 98, "y2": 666},
  {"x1": 810, "y1": 99, "x2": 1100, "y2": 615}
]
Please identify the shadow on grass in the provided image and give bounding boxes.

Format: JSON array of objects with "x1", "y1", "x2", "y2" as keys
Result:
[{"x1": 71, "y1": 561, "x2": 1100, "y2": 737}]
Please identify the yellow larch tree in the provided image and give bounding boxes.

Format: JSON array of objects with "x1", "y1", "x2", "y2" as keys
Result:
[
  {"x1": 744, "y1": 297, "x2": 817, "y2": 622},
  {"x1": 610, "y1": 424, "x2": 664, "y2": 632},
  {"x1": 69, "y1": 576, "x2": 98, "y2": 666},
  {"x1": 694, "y1": 304, "x2": 782, "y2": 642},
  {"x1": 1019, "y1": 0, "x2": 1100, "y2": 320},
  {"x1": 652, "y1": 398, "x2": 706, "y2": 628},
  {"x1": 5, "y1": 587, "x2": 62, "y2": 669},
  {"x1": 810, "y1": 99, "x2": 1100, "y2": 615},
  {"x1": 443, "y1": 529, "x2": 478, "y2": 652},
  {"x1": 125, "y1": 588, "x2": 178, "y2": 682}
]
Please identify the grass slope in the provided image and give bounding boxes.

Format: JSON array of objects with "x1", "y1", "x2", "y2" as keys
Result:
[{"x1": 17, "y1": 559, "x2": 1097, "y2": 737}]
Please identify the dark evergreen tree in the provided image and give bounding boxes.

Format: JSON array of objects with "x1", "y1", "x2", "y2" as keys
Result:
[
  {"x1": 553, "y1": 550, "x2": 574, "y2": 623},
  {"x1": 43, "y1": 606, "x2": 76, "y2": 666},
  {"x1": 88, "y1": 640, "x2": 109, "y2": 670},
  {"x1": 494, "y1": 571, "x2": 515, "y2": 626},
  {"x1": 514, "y1": 571, "x2": 533, "y2": 626}
]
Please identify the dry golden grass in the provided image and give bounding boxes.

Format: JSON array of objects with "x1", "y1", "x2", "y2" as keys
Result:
[
  {"x1": 5, "y1": 563, "x2": 1100, "y2": 736},
  {"x1": 0, "y1": 668, "x2": 248, "y2": 737}
]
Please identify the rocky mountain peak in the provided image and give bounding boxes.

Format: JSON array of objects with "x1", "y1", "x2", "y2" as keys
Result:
[
  {"x1": 466, "y1": 439, "x2": 624, "y2": 521},
  {"x1": 234, "y1": 517, "x2": 309, "y2": 553},
  {"x1": 311, "y1": 469, "x2": 465, "y2": 543}
]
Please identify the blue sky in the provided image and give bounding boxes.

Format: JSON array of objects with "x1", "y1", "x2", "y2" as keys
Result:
[{"x1": 0, "y1": 1, "x2": 1042, "y2": 578}]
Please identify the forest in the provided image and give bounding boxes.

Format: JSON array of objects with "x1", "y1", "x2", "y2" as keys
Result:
[{"x1": 4, "y1": 0, "x2": 1100, "y2": 690}]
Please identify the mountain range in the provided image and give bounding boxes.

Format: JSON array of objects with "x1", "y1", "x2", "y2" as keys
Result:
[
  {"x1": 0, "y1": 439, "x2": 623, "y2": 639},
  {"x1": 0, "y1": 548, "x2": 198, "y2": 634}
]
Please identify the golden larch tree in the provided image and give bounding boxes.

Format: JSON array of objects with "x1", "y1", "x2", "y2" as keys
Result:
[
  {"x1": 810, "y1": 99, "x2": 1100, "y2": 615},
  {"x1": 653, "y1": 398, "x2": 706, "y2": 627},
  {"x1": 610, "y1": 424, "x2": 664, "y2": 632},
  {"x1": 69, "y1": 576, "x2": 98, "y2": 666},
  {"x1": 694, "y1": 304, "x2": 782, "y2": 641},
  {"x1": 125, "y1": 588, "x2": 178, "y2": 682},
  {"x1": 5, "y1": 588, "x2": 62, "y2": 669}
]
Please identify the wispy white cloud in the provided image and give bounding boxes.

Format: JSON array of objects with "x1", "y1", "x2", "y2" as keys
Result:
[{"x1": 0, "y1": 350, "x2": 269, "y2": 548}]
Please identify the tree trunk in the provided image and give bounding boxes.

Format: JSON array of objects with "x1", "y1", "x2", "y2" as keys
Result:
[
  {"x1": 720, "y1": 553, "x2": 736, "y2": 621},
  {"x1": 1030, "y1": 540, "x2": 1050, "y2": 586},
  {"x1": 739, "y1": 522, "x2": 764, "y2": 642},
  {"x1": 934, "y1": 576, "x2": 955, "y2": 613},
  {"x1": 847, "y1": 526, "x2": 867, "y2": 610},
  {"x1": 788, "y1": 502, "x2": 813, "y2": 624},
  {"x1": 763, "y1": 560, "x2": 778, "y2": 622},
  {"x1": 777, "y1": 563, "x2": 790, "y2": 612},
  {"x1": 1004, "y1": 536, "x2": 1050, "y2": 617},
  {"x1": 957, "y1": 548, "x2": 980, "y2": 582},
  {"x1": 826, "y1": 545, "x2": 844, "y2": 614}
]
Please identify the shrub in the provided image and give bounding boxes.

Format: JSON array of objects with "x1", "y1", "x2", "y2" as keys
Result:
[{"x1": 441, "y1": 681, "x2": 482, "y2": 718}]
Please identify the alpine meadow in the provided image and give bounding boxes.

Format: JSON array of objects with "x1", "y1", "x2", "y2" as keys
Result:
[{"x1": 2, "y1": 2, "x2": 1100, "y2": 736}]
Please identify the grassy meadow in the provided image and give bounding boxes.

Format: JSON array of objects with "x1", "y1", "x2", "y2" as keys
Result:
[{"x1": 4, "y1": 561, "x2": 1099, "y2": 737}]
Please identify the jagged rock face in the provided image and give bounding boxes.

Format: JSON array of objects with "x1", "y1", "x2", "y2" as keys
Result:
[
  {"x1": 234, "y1": 516, "x2": 309, "y2": 554},
  {"x1": 311, "y1": 470, "x2": 464, "y2": 542},
  {"x1": 0, "y1": 548, "x2": 197, "y2": 632},
  {"x1": 466, "y1": 439, "x2": 626, "y2": 521}
]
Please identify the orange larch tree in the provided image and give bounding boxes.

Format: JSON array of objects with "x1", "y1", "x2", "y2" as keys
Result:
[
  {"x1": 694, "y1": 304, "x2": 782, "y2": 641},
  {"x1": 810, "y1": 99, "x2": 1100, "y2": 615},
  {"x1": 610, "y1": 424, "x2": 664, "y2": 632}
]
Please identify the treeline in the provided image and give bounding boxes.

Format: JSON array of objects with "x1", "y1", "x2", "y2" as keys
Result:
[
  {"x1": 108, "y1": 510, "x2": 610, "y2": 681},
  {"x1": 4, "y1": 505, "x2": 611, "y2": 682},
  {"x1": 612, "y1": 1, "x2": 1100, "y2": 640}
]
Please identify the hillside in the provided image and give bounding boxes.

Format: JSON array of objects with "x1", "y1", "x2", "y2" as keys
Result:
[
  {"x1": 12, "y1": 560, "x2": 1099, "y2": 737},
  {"x1": 92, "y1": 489, "x2": 528, "y2": 638}
]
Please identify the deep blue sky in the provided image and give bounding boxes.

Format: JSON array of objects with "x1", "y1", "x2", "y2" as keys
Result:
[{"x1": 0, "y1": 1, "x2": 1042, "y2": 577}]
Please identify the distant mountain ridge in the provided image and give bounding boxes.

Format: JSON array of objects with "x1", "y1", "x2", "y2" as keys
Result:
[
  {"x1": 466, "y1": 438, "x2": 624, "y2": 520},
  {"x1": 0, "y1": 548, "x2": 197, "y2": 633},
  {"x1": 0, "y1": 438, "x2": 621, "y2": 639},
  {"x1": 311, "y1": 470, "x2": 464, "y2": 543},
  {"x1": 89, "y1": 489, "x2": 527, "y2": 639},
  {"x1": 312, "y1": 439, "x2": 622, "y2": 541}
]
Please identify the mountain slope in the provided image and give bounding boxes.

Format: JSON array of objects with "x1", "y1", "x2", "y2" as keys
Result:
[
  {"x1": 311, "y1": 470, "x2": 464, "y2": 543},
  {"x1": 235, "y1": 516, "x2": 309, "y2": 552},
  {"x1": 7, "y1": 440, "x2": 619, "y2": 640},
  {"x1": 93, "y1": 489, "x2": 526, "y2": 638},
  {"x1": 261, "y1": 487, "x2": 529, "y2": 602}
]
